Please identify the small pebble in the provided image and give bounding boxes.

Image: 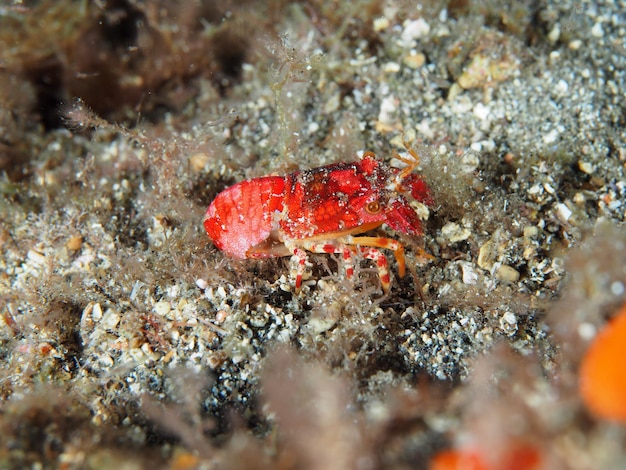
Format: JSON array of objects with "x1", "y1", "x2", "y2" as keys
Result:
[
  {"x1": 459, "y1": 261, "x2": 478, "y2": 285},
  {"x1": 611, "y1": 281, "x2": 625, "y2": 296},
  {"x1": 591, "y1": 22, "x2": 604, "y2": 38},
  {"x1": 383, "y1": 61, "x2": 401, "y2": 73},
  {"x1": 473, "y1": 102, "x2": 491, "y2": 121},
  {"x1": 499, "y1": 311, "x2": 518, "y2": 335},
  {"x1": 548, "y1": 24, "x2": 560, "y2": 43},
  {"x1": 523, "y1": 226, "x2": 539, "y2": 238},
  {"x1": 101, "y1": 309, "x2": 121, "y2": 330},
  {"x1": 154, "y1": 301, "x2": 171, "y2": 316},
  {"x1": 555, "y1": 203, "x2": 573, "y2": 224},
  {"x1": 568, "y1": 39, "x2": 583, "y2": 50},
  {"x1": 403, "y1": 52, "x2": 425, "y2": 69},
  {"x1": 66, "y1": 235, "x2": 83, "y2": 251},
  {"x1": 189, "y1": 153, "x2": 211, "y2": 173},
  {"x1": 478, "y1": 241, "x2": 498, "y2": 271},
  {"x1": 578, "y1": 160, "x2": 594, "y2": 174},
  {"x1": 441, "y1": 222, "x2": 471, "y2": 243},
  {"x1": 373, "y1": 17, "x2": 389, "y2": 32},
  {"x1": 92, "y1": 302, "x2": 103, "y2": 321},
  {"x1": 543, "y1": 129, "x2": 559, "y2": 144},
  {"x1": 401, "y1": 18, "x2": 430, "y2": 43},
  {"x1": 495, "y1": 265, "x2": 520, "y2": 282}
]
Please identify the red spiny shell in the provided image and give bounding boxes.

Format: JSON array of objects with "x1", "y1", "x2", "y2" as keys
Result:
[
  {"x1": 204, "y1": 154, "x2": 431, "y2": 260},
  {"x1": 402, "y1": 173, "x2": 433, "y2": 206},
  {"x1": 204, "y1": 176, "x2": 285, "y2": 258},
  {"x1": 279, "y1": 157, "x2": 389, "y2": 239}
]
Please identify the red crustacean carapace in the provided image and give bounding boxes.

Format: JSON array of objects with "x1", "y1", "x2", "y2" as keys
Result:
[{"x1": 204, "y1": 145, "x2": 432, "y2": 293}]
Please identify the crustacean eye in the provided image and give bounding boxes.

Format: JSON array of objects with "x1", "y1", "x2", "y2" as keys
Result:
[{"x1": 366, "y1": 201, "x2": 381, "y2": 214}]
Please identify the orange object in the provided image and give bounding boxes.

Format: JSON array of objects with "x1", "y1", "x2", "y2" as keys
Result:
[
  {"x1": 430, "y1": 449, "x2": 488, "y2": 470},
  {"x1": 430, "y1": 443, "x2": 541, "y2": 470},
  {"x1": 579, "y1": 302, "x2": 626, "y2": 423}
]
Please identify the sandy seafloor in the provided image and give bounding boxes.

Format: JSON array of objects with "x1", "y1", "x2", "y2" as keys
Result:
[{"x1": 1, "y1": 1, "x2": 625, "y2": 468}]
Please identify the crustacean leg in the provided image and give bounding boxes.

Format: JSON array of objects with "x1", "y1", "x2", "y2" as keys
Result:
[
  {"x1": 340, "y1": 235, "x2": 405, "y2": 279},
  {"x1": 392, "y1": 142, "x2": 421, "y2": 177},
  {"x1": 289, "y1": 243, "x2": 354, "y2": 293},
  {"x1": 288, "y1": 236, "x2": 406, "y2": 293}
]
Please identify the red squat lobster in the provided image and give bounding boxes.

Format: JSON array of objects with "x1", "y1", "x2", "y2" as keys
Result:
[{"x1": 204, "y1": 145, "x2": 432, "y2": 293}]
